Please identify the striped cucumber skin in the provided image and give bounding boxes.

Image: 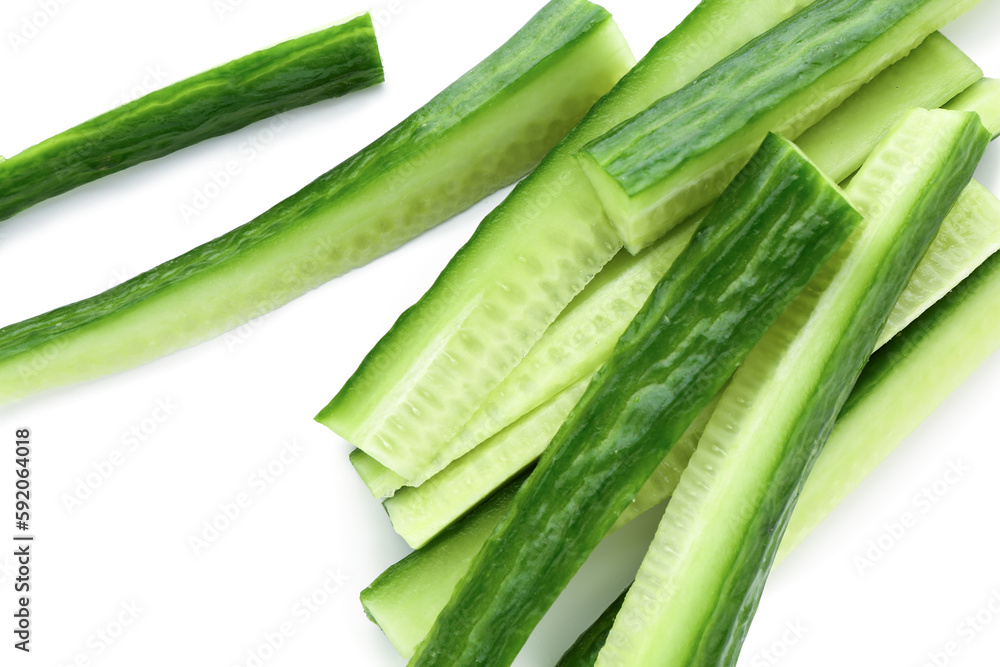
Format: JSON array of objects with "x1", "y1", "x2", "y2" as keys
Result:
[
  {"x1": 596, "y1": 110, "x2": 990, "y2": 667},
  {"x1": 385, "y1": 378, "x2": 589, "y2": 548},
  {"x1": 0, "y1": 0, "x2": 629, "y2": 405},
  {"x1": 367, "y1": 35, "x2": 977, "y2": 516},
  {"x1": 947, "y1": 78, "x2": 1000, "y2": 139},
  {"x1": 362, "y1": 172, "x2": 1000, "y2": 655},
  {"x1": 621, "y1": 177, "x2": 1000, "y2": 525},
  {"x1": 361, "y1": 481, "x2": 525, "y2": 662},
  {"x1": 410, "y1": 134, "x2": 861, "y2": 666},
  {"x1": 778, "y1": 196, "x2": 1000, "y2": 563},
  {"x1": 555, "y1": 189, "x2": 1000, "y2": 658},
  {"x1": 0, "y1": 14, "x2": 383, "y2": 223},
  {"x1": 416, "y1": 32, "x2": 979, "y2": 488},
  {"x1": 317, "y1": 0, "x2": 817, "y2": 483},
  {"x1": 578, "y1": 0, "x2": 983, "y2": 252}
]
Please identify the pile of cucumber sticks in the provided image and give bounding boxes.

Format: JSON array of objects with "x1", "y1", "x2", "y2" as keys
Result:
[{"x1": 1, "y1": 0, "x2": 998, "y2": 664}]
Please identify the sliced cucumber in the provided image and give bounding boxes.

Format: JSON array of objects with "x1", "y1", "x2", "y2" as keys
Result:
[
  {"x1": 577, "y1": 0, "x2": 983, "y2": 252},
  {"x1": 0, "y1": 0, "x2": 630, "y2": 405},
  {"x1": 361, "y1": 481, "x2": 524, "y2": 661},
  {"x1": 596, "y1": 109, "x2": 989, "y2": 667},
  {"x1": 361, "y1": 179, "x2": 1000, "y2": 656},
  {"x1": 362, "y1": 35, "x2": 981, "y2": 541},
  {"x1": 384, "y1": 378, "x2": 589, "y2": 548},
  {"x1": 778, "y1": 190, "x2": 1000, "y2": 562},
  {"x1": 410, "y1": 134, "x2": 861, "y2": 666},
  {"x1": 317, "y1": 0, "x2": 818, "y2": 483},
  {"x1": 0, "y1": 14, "x2": 383, "y2": 224},
  {"x1": 556, "y1": 589, "x2": 628, "y2": 667},
  {"x1": 947, "y1": 78, "x2": 1000, "y2": 139}
]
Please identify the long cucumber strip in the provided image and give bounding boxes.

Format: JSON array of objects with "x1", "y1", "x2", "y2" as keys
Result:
[
  {"x1": 410, "y1": 134, "x2": 861, "y2": 666},
  {"x1": 619, "y1": 177, "x2": 1000, "y2": 526},
  {"x1": 359, "y1": 84, "x2": 1000, "y2": 655},
  {"x1": 556, "y1": 589, "x2": 628, "y2": 667},
  {"x1": 577, "y1": 0, "x2": 983, "y2": 252},
  {"x1": 777, "y1": 199, "x2": 1000, "y2": 562},
  {"x1": 0, "y1": 0, "x2": 630, "y2": 405},
  {"x1": 0, "y1": 14, "x2": 383, "y2": 224},
  {"x1": 368, "y1": 35, "x2": 984, "y2": 547},
  {"x1": 361, "y1": 182, "x2": 1000, "y2": 658},
  {"x1": 317, "y1": 0, "x2": 818, "y2": 483},
  {"x1": 597, "y1": 109, "x2": 990, "y2": 667},
  {"x1": 356, "y1": 32, "x2": 979, "y2": 501}
]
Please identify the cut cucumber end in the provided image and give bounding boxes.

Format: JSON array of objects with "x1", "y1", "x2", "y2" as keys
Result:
[{"x1": 945, "y1": 77, "x2": 1000, "y2": 138}]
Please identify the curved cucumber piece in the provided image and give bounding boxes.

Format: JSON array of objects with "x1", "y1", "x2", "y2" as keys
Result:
[
  {"x1": 556, "y1": 589, "x2": 627, "y2": 667},
  {"x1": 362, "y1": 34, "x2": 980, "y2": 543},
  {"x1": 0, "y1": 14, "x2": 383, "y2": 224},
  {"x1": 597, "y1": 109, "x2": 989, "y2": 667},
  {"x1": 369, "y1": 31, "x2": 979, "y2": 498},
  {"x1": 411, "y1": 134, "x2": 861, "y2": 666},
  {"x1": 577, "y1": 0, "x2": 983, "y2": 252},
  {"x1": 0, "y1": 0, "x2": 629, "y2": 405},
  {"x1": 317, "y1": 0, "x2": 817, "y2": 483}
]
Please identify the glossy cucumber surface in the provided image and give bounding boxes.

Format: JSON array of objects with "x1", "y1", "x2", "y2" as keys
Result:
[
  {"x1": 0, "y1": 0, "x2": 628, "y2": 405},
  {"x1": 0, "y1": 14, "x2": 383, "y2": 223}
]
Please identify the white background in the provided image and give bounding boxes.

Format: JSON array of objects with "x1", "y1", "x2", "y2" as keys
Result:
[{"x1": 1, "y1": 0, "x2": 999, "y2": 665}]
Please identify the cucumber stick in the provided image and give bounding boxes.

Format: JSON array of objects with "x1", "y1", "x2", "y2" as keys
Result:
[
  {"x1": 368, "y1": 36, "x2": 984, "y2": 546},
  {"x1": 0, "y1": 14, "x2": 383, "y2": 223},
  {"x1": 362, "y1": 181, "x2": 1000, "y2": 658},
  {"x1": 563, "y1": 235, "x2": 1000, "y2": 662},
  {"x1": 317, "y1": 0, "x2": 818, "y2": 483},
  {"x1": 577, "y1": 0, "x2": 983, "y2": 252},
  {"x1": 620, "y1": 176, "x2": 1000, "y2": 527},
  {"x1": 596, "y1": 109, "x2": 990, "y2": 667},
  {"x1": 410, "y1": 134, "x2": 861, "y2": 666},
  {"x1": 0, "y1": 0, "x2": 630, "y2": 405},
  {"x1": 353, "y1": 32, "x2": 979, "y2": 492},
  {"x1": 777, "y1": 191, "x2": 1000, "y2": 562}
]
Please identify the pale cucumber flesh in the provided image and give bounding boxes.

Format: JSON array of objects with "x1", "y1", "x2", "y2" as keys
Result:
[
  {"x1": 596, "y1": 109, "x2": 990, "y2": 667},
  {"x1": 319, "y1": 0, "x2": 817, "y2": 483},
  {"x1": 361, "y1": 36, "x2": 981, "y2": 539},
  {"x1": 0, "y1": 0, "x2": 628, "y2": 406}
]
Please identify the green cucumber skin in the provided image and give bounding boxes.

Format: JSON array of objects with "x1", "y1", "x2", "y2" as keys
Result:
[
  {"x1": 317, "y1": 0, "x2": 815, "y2": 483},
  {"x1": 410, "y1": 134, "x2": 861, "y2": 666},
  {"x1": 0, "y1": 15, "x2": 383, "y2": 223},
  {"x1": 0, "y1": 0, "x2": 627, "y2": 405},
  {"x1": 579, "y1": 0, "x2": 982, "y2": 251},
  {"x1": 361, "y1": 479, "x2": 527, "y2": 661},
  {"x1": 597, "y1": 110, "x2": 990, "y2": 667},
  {"x1": 777, "y1": 192, "x2": 1000, "y2": 563},
  {"x1": 370, "y1": 32, "x2": 979, "y2": 530},
  {"x1": 363, "y1": 181, "x2": 1000, "y2": 658}
]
